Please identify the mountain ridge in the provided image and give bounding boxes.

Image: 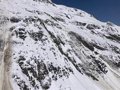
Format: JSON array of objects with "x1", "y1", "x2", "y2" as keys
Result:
[{"x1": 0, "y1": 0, "x2": 120, "y2": 90}]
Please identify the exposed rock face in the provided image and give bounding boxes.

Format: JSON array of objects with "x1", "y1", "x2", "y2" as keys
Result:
[
  {"x1": 33, "y1": 0, "x2": 52, "y2": 3},
  {"x1": 0, "y1": 0, "x2": 120, "y2": 90}
]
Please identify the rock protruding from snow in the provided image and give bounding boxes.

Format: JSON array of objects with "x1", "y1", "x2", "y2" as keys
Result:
[
  {"x1": 0, "y1": 0, "x2": 120, "y2": 90},
  {"x1": 33, "y1": 0, "x2": 52, "y2": 3}
]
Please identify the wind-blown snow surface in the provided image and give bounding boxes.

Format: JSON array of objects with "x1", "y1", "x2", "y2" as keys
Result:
[{"x1": 0, "y1": 0, "x2": 120, "y2": 90}]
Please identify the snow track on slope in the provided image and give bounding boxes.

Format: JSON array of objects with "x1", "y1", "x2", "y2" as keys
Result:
[{"x1": 0, "y1": 28, "x2": 12, "y2": 90}]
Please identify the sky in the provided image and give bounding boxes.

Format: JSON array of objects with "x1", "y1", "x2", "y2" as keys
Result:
[{"x1": 52, "y1": 0, "x2": 120, "y2": 25}]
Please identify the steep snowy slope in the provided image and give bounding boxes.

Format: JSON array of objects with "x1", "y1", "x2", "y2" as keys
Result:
[{"x1": 0, "y1": 0, "x2": 120, "y2": 90}]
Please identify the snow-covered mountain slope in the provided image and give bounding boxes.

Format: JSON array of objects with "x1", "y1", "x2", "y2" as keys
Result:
[{"x1": 0, "y1": 0, "x2": 120, "y2": 90}]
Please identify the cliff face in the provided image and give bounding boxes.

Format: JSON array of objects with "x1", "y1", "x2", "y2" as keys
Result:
[{"x1": 0, "y1": 0, "x2": 120, "y2": 90}]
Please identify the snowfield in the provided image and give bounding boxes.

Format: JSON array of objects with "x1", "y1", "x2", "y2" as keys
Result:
[{"x1": 0, "y1": 0, "x2": 120, "y2": 90}]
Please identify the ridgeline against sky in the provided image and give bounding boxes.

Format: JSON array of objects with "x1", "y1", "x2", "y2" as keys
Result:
[{"x1": 52, "y1": 0, "x2": 120, "y2": 25}]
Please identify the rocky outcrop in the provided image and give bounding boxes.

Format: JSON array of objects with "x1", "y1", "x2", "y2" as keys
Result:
[{"x1": 0, "y1": 0, "x2": 120, "y2": 90}]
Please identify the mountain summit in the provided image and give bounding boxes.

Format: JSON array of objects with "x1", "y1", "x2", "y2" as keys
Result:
[{"x1": 0, "y1": 0, "x2": 120, "y2": 90}]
